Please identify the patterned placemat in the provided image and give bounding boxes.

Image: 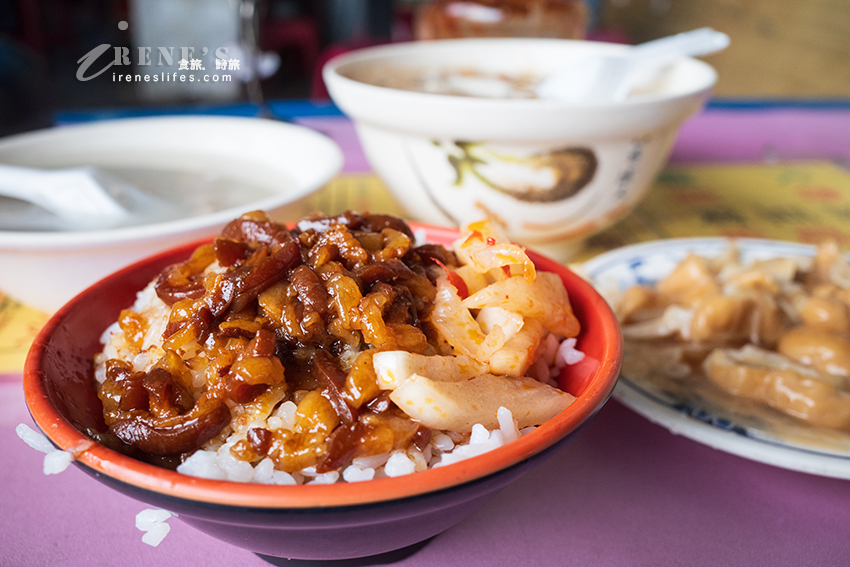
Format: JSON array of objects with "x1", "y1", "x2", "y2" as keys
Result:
[
  {"x1": 580, "y1": 161, "x2": 850, "y2": 260},
  {"x1": 0, "y1": 296, "x2": 49, "y2": 377}
]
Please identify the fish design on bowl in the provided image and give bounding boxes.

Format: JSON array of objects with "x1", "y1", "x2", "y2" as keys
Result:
[{"x1": 446, "y1": 141, "x2": 598, "y2": 203}]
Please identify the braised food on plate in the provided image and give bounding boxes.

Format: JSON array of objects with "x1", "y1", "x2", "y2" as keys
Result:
[{"x1": 612, "y1": 241, "x2": 850, "y2": 440}]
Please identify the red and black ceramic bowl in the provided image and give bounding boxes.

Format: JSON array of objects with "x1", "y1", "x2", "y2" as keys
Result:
[{"x1": 23, "y1": 223, "x2": 622, "y2": 561}]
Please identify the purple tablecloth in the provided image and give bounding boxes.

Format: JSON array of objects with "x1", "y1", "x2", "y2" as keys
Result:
[
  {"x1": 5, "y1": 104, "x2": 850, "y2": 567},
  {"x1": 6, "y1": 379, "x2": 849, "y2": 567}
]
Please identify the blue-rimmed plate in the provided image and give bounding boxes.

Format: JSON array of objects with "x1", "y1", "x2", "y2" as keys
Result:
[{"x1": 583, "y1": 237, "x2": 850, "y2": 479}]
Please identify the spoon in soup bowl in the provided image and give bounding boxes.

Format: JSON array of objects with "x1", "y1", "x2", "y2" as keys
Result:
[
  {"x1": 0, "y1": 163, "x2": 169, "y2": 230},
  {"x1": 537, "y1": 27, "x2": 730, "y2": 103}
]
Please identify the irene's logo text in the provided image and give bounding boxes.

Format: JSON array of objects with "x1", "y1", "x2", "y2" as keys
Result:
[{"x1": 76, "y1": 20, "x2": 237, "y2": 84}]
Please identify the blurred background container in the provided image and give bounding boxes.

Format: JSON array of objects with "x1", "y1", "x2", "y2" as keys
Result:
[
  {"x1": 0, "y1": 0, "x2": 848, "y2": 137},
  {"x1": 413, "y1": 0, "x2": 589, "y2": 40},
  {"x1": 128, "y1": 0, "x2": 242, "y2": 102}
]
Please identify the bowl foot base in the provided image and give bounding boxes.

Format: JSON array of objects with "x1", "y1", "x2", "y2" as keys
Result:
[{"x1": 255, "y1": 537, "x2": 434, "y2": 566}]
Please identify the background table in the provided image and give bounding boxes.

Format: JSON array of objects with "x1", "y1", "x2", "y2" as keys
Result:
[{"x1": 4, "y1": 100, "x2": 850, "y2": 567}]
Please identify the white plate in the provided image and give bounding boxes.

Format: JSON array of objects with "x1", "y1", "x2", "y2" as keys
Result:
[
  {"x1": 583, "y1": 237, "x2": 850, "y2": 479},
  {"x1": 0, "y1": 116, "x2": 342, "y2": 311}
]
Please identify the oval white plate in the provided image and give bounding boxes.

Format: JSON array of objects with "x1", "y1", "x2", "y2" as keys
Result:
[{"x1": 583, "y1": 237, "x2": 850, "y2": 479}]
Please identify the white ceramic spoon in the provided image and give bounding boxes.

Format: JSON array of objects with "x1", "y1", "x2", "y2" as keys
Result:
[
  {"x1": 0, "y1": 164, "x2": 168, "y2": 230},
  {"x1": 537, "y1": 27, "x2": 730, "y2": 103}
]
